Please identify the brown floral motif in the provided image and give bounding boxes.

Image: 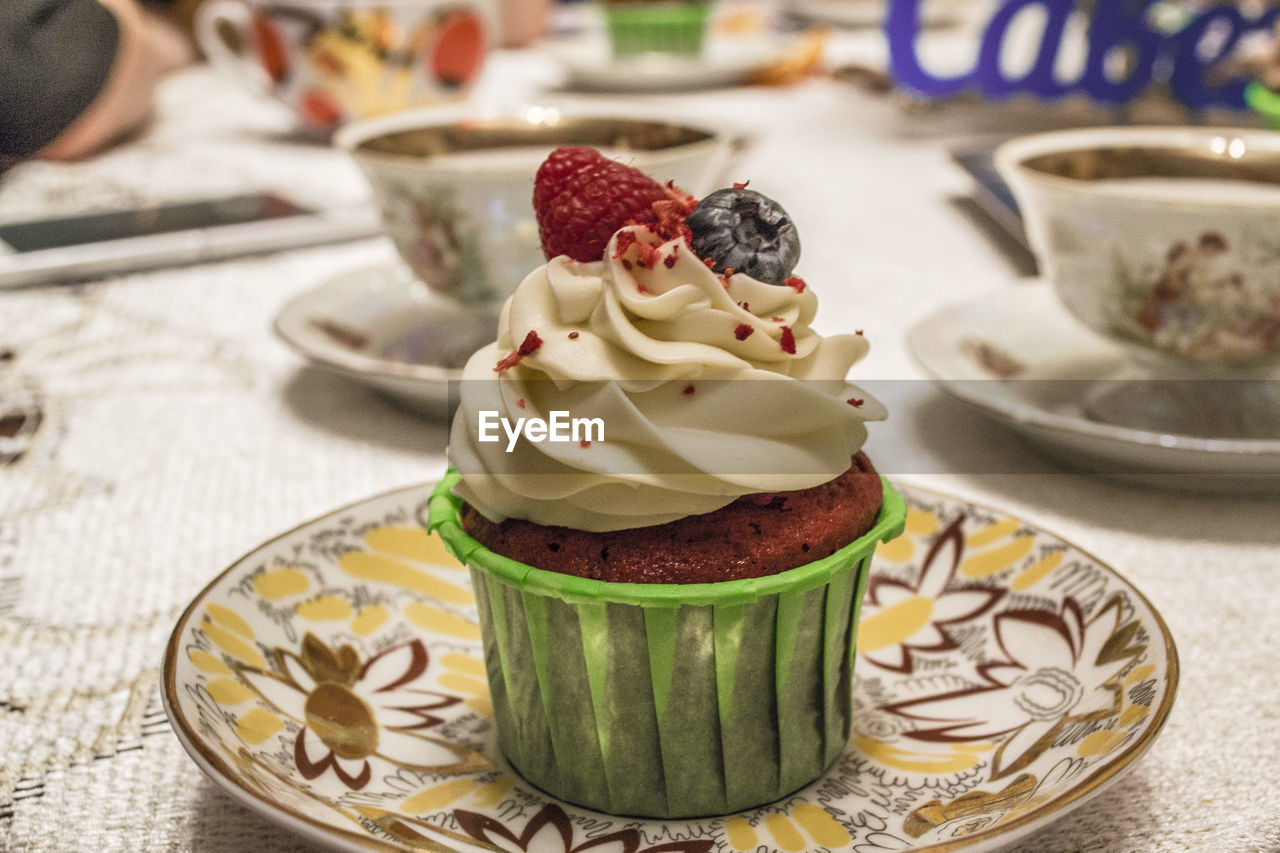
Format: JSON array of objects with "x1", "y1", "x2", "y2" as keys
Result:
[
  {"x1": 0, "y1": 377, "x2": 42, "y2": 468},
  {"x1": 884, "y1": 594, "x2": 1145, "y2": 780},
  {"x1": 309, "y1": 317, "x2": 369, "y2": 351},
  {"x1": 903, "y1": 772, "x2": 1037, "y2": 838},
  {"x1": 355, "y1": 807, "x2": 507, "y2": 853},
  {"x1": 1121, "y1": 231, "x2": 1280, "y2": 360},
  {"x1": 236, "y1": 632, "x2": 490, "y2": 790},
  {"x1": 453, "y1": 803, "x2": 715, "y2": 853},
  {"x1": 225, "y1": 744, "x2": 359, "y2": 822},
  {"x1": 961, "y1": 338, "x2": 1026, "y2": 378},
  {"x1": 859, "y1": 516, "x2": 1005, "y2": 673}
]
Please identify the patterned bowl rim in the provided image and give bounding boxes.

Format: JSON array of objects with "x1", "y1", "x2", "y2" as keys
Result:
[{"x1": 994, "y1": 124, "x2": 1280, "y2": 207}]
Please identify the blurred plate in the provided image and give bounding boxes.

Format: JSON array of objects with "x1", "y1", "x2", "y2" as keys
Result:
[
  {"x1": 163, "y1": 480, "x2": 1176, "y2": 852},
  {"x1": 274, "y1": 263, "x2": 496, "y2": 419},
  {"x1": 907, "y1": 284, "x2": 1280, "y2": 491},
  {"x1": 546, "y1": 33, "x2": 794, "y2": 92},
  {"x1": 784, "y1": 0, "x2": 963, "y2": 28}
]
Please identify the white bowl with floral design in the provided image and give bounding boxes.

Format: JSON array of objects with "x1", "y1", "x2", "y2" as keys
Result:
[
  {"x1": 996, "y1": 126, "x2": 1280, "y2": 370},
  {"x1": 335, "y1": 107, "x2": 731, "y2": 305}
]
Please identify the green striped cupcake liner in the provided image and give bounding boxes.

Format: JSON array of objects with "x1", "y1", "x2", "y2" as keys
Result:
[{"x1": 428, "y1": 470, "x2": 906, "y2": 818}]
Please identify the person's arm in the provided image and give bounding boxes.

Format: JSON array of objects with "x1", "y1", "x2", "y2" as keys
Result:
[
  {"x1": 0, "y1": 0, "x2": 191, "y2": 166},
  {"x1": 0, "y1": 0, "x2": 119, "y2": 164}
]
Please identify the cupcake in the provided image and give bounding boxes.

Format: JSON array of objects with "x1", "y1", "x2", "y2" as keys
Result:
[
  {"x1": 427, "y1": 147, "x2": 905, "y2": 818},
  {"x1": 601, "y1": 0, "x2": 713, "y2": 58}
]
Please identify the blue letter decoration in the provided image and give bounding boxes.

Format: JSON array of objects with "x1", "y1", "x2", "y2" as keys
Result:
[{"x1": 886, "y1": 0, "x2": 1280, "y2": 110}]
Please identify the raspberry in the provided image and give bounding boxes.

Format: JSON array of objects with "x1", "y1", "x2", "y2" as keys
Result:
[{"x1": 533, "y1": 147, "x2": 689, "y2": 262}]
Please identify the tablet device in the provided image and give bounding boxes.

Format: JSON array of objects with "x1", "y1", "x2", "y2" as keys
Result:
[
  {"x1": 949, "y1": 142, "x2": 1027, "y2": 249},
  {"x1": 0, "y1": 193, "x2": 383, "y2": 288}
]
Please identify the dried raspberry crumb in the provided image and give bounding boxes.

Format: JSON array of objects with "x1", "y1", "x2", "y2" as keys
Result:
[
  {"x1": 702, "y1": 257, "x2": 717, "y2": 270},
  {"x1": 785, "y1": 276, "x2": 807, "y2": 293},
  {"x1": 580, "y1": 439, "x2": 591, "y2": 448},
  {"x1": 662, "y1": 181, "x2": 697, "y2": 210},
  {"x1": 635, "y1": 241, "x2": 662, "y2": 270},
  {"x1": 856, "y1": 329, "x2": 864, "y2": 335},
  {"x1": 723, "y1": 268, "x2": 735, "y2": 278},
  {"x1": 650, "y1": 209, "x2": 694, "y2": 246},
  {"x1": 613, "y1": 230, "x2": 638, "y2": 259},
  {"x1": 683, "y1": 384, "x2": 695, "y2": 395},
  {"x1": 772, "y1": 317, "x2": 786, "y2": 323},
  {"x1": 738, "y1": 301, "x2": 750, "y2": 311},
  {"x1": 516, "y1": 398, "x2": 526, "y2": 409},
  {"x1": 568, "y1": 331, "x2": 579, "y2": 340},
  {"x1": 651, "y1": 187, "x2": 696, "y2": 244},
  {"x1": 520, "y1": 331, "x2": 543, "y2": 353},
  {"x1": 719, "y1": 276, "x2": 731, "y2": 289},
  {"x1": 733, "y1": 180, "x2": 750, "y2": 189},
  {"x1": 734, "y1": 324, "x2": 754, "y2": 341},
  {"x1": 779, "y1": 325, "x2": 796, "y2": 354},
  {"x1": 847, "y1": 397, "x2": 864, "y2": 407},
  {"x1": 637, "y1": 284, "x2": 648, "y2": 294},
  {"x1": 663, "y1": 253, "x2": 677, "y2": 269},
  {"x1": 494, "y1": 330, "x2": 543, "y2": 372}
]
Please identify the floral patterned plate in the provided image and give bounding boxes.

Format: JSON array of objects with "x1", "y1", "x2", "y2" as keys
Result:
[{"x1": 162, "y1": 482, "x2": 1177, "y2": 853}]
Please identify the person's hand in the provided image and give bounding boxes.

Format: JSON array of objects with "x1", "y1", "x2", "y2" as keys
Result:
[{"x1": 40, "y1": 0, "x2": 192, "y2": 160}]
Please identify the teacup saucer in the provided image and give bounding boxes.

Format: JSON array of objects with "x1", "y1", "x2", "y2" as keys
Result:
[
  {"x1": 546, "y1": 33, "x2": 796, "y2": 92},
  {"x1": 274, "y1": 263, "x2": 496, "y2": 419},
  {"x1": 907, "y1": 284, "x2": 1280, "y2": 491}
]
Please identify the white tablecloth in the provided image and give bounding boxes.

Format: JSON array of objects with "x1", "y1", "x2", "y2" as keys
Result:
[{"x1": 1, "y1": 46, "x2": 1278, "y2": 853}]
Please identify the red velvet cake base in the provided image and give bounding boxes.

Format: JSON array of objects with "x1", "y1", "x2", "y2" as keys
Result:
[{"x1": 459, "y1": 452, "x2": 883, "y2": 584}]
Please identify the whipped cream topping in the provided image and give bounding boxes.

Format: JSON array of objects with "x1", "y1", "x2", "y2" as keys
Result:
[{"x1": 449, "y1": 226, "x2": 883, "y2": 532}]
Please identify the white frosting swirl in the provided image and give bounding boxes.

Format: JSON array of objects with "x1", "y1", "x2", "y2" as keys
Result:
[{"x1": 449, "y1": 226, "x2": 883, "y2": 532}]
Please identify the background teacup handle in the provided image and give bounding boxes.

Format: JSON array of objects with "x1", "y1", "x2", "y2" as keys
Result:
[{"x1": 194, "y1": 0, "x2": 271, "y2": 92}]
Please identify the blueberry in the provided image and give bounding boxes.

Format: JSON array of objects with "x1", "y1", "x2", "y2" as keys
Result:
[{"x1": 686, "y1": 188, "x2": 800, "y2": 286}]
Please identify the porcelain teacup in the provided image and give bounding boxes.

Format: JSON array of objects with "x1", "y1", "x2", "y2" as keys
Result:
[
  {"x1": 335, "y1": 107, "x2": 732, "y2": 305},
  {"x1": 996, "y1": 126, "x2": 1280, "y2": 372}
]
